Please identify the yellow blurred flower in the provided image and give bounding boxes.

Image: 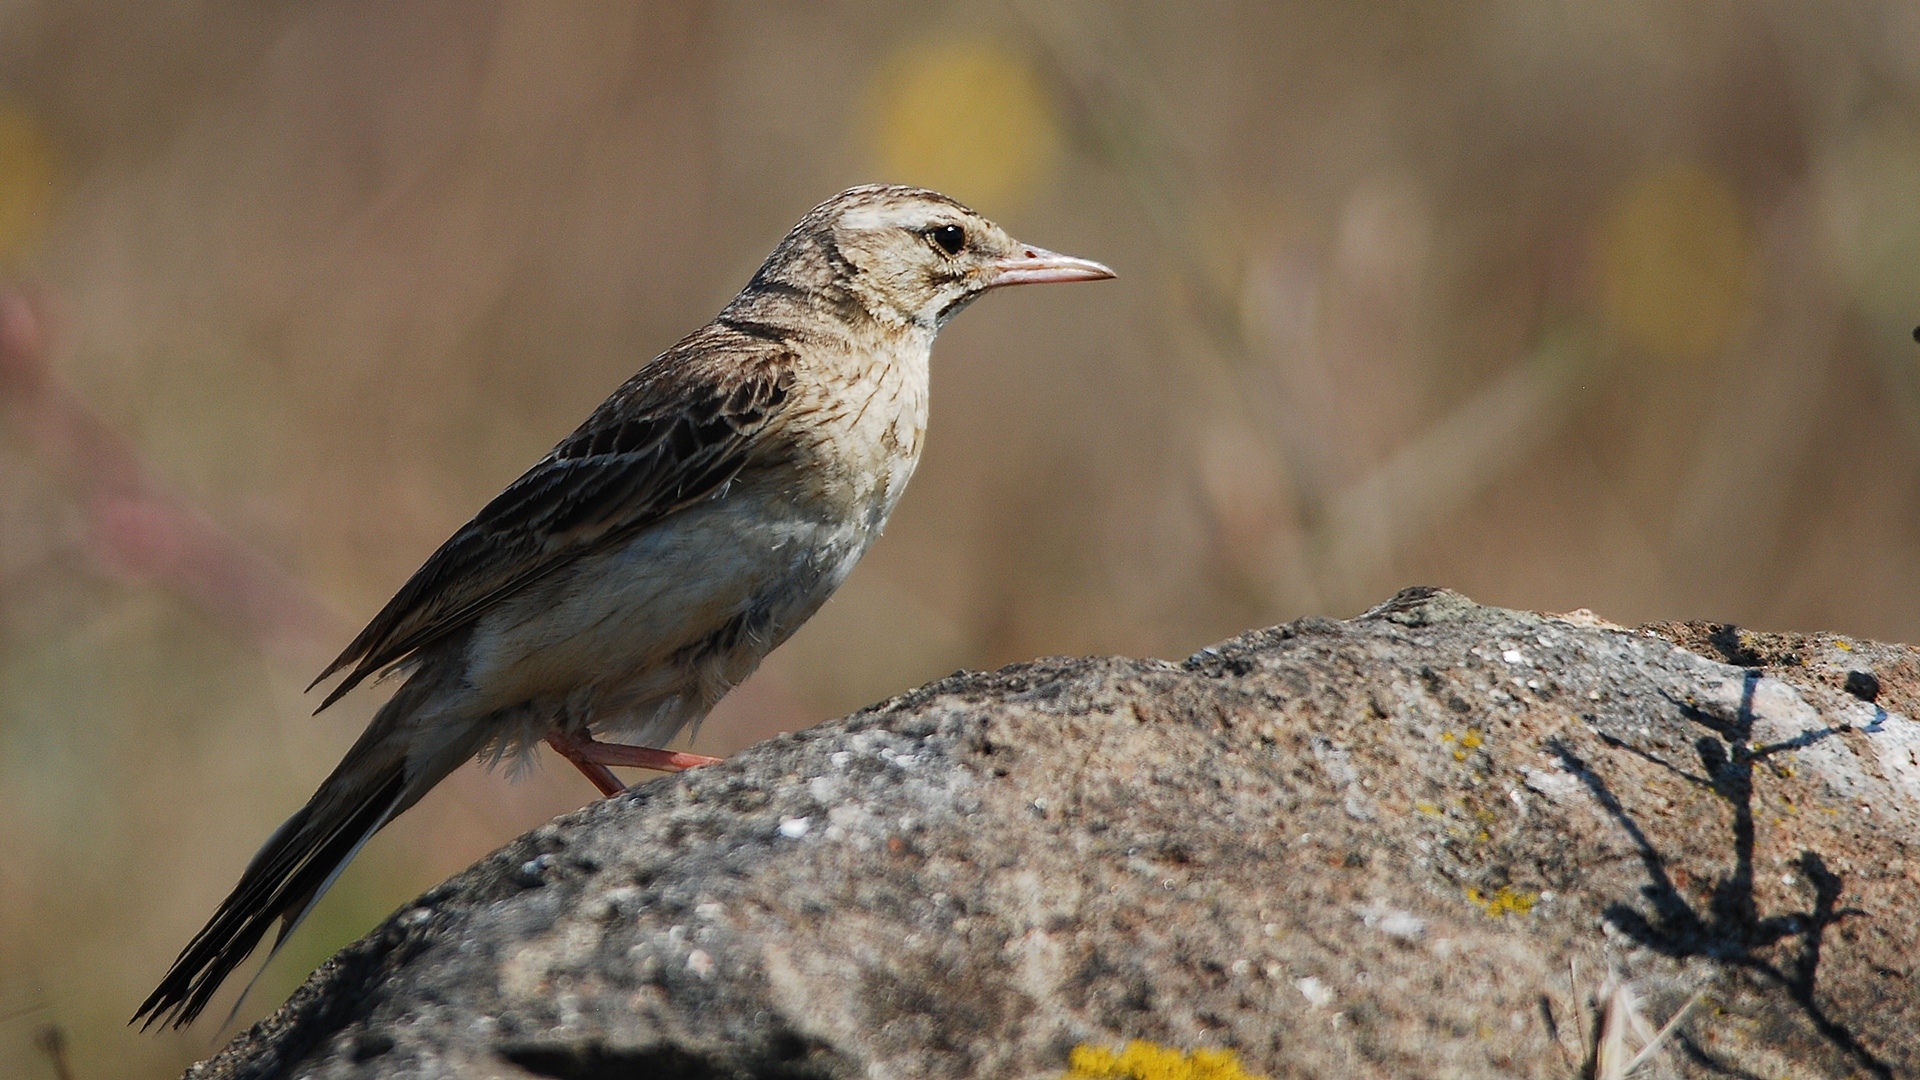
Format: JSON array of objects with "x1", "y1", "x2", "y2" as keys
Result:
[
  {"x1": 0, "y1": 99, "x2": 56, "y2": 264},
  {"x1": 1594, "y1": 164, "x2": 1753, "y2": 360},
  {"x1": 866, "y1": 39, "x2": 1061, "y2": 210}
]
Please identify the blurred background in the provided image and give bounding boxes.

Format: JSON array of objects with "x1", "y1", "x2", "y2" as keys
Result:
[{"x1": 2, "y1": 0, "x2": 1919, "y2": 1074}]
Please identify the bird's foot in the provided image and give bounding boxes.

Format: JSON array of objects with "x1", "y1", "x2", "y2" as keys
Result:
[
  {"x1": 545, "y1": 731, "x2": 723, "y2": 797},
  {"x1": 574, "y1": 739, "x2": 724, "y2": 772}
]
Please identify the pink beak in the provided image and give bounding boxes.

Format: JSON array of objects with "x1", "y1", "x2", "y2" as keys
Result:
[{"x1": 986, "y1": 245, "x2": 1117, "y2": 288}]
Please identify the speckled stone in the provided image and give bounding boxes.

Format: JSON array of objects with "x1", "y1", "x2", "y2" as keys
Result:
[{"x1": 187, "y1": 588, "x2": 1920, "y2": 1079}]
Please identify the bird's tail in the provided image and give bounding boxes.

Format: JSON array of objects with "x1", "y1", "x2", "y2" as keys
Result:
[{"x1": 133, "y1": 682, "x2": 477, "y2": 1030}]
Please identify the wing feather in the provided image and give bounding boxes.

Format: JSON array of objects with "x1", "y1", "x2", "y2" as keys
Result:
[{"x1": 310, "y1": 342, "x2": 797, "y2": 710}]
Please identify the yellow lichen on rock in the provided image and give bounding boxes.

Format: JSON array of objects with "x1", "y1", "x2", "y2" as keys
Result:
[
  {"x1": 1466, "y1": 885, "x2": 1537, "y2": 917},
  {"x1": 1065, "y1": 1040, "x2": 1268, "y2": 1080}
]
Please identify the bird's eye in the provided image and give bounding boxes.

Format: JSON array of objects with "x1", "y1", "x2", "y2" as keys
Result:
[{"x1": 928, "y1": 224, "x2": 966, "y2": 256}]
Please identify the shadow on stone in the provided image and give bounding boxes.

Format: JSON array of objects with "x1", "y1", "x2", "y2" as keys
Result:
[
  {"x1": 499, "y1": 1033, "x2": 846, "y2": 1080},
  {"x1": 1552, "y1": 667, "x2": 1890, "y2": 1078}
]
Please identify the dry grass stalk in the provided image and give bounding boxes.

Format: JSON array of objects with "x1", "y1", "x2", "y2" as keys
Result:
[{"x1": 1590, "y1": 973, "x2": 1705, "y2": 1080}]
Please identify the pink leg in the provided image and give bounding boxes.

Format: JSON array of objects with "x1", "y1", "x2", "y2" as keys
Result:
[
  {"x1": 545, "y1": 730, "x2": 723, "y2": 797},
  {"x1": 545, "y1": 732, "x2": 626, "y2": 797},
  {"x1": 572, "y1": 739, "x2": 723, "y2": 772}
]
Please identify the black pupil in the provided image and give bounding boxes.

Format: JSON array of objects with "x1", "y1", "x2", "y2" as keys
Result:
[{"x1": 931, "y1": 225, "x2": 965, "y2": 255}]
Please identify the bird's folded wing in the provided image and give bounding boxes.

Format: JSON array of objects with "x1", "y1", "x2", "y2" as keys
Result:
[{"x1": 310, "y1": 345, "x2": 798, "y2": 710}]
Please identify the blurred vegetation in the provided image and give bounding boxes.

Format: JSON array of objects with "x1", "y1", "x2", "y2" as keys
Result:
[
  {"x1": 3, "y1": 2, "x2": 1920, "y2": 1076},
  {"x1": 0, "y1": 99, "x2": 53, "y2": 265},
  {"x1": 867, "y1": 37, "x2": 1061, "y2": 208}
]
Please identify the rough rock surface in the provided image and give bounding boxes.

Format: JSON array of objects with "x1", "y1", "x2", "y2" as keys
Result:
[{"x1": 188, "y1": 588, "x2": 1920, "y2": 1079}]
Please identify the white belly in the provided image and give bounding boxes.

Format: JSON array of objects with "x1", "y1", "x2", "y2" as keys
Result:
[{"x1": 458, "y1": 490, "x2": 877, "y2": 747}]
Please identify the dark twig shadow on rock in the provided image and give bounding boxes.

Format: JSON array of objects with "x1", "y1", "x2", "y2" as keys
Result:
[{"x1": 1549, "y1": 669, "x2": 1891, "y2": 1079}]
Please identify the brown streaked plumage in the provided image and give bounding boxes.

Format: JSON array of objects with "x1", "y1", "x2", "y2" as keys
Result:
[
  {"x1": 309, "y1": 345, "x2": 799, "y2": 714},
  {"x1": 134, "y1": 184, "x2": 1113, "y2": 1030}
]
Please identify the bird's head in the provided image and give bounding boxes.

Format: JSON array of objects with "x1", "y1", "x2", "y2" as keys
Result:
[{"x1": 742, "y1": 185, "x2": 1114, "y2": 333}]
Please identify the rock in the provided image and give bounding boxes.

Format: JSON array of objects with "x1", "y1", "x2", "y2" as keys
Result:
[{"x1": 187, "y1": 588, "x2": 1920, "y2": 1079}]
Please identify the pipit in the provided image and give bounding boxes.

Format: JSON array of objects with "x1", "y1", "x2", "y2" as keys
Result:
[{"x1": 135, "y1": 185, "x2": 1113, "y2": 1028}]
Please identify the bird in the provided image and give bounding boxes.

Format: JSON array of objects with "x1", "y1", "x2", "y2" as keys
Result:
[{"x1": 133, "y1": 184, "x2": 1114, "y2": 1029}]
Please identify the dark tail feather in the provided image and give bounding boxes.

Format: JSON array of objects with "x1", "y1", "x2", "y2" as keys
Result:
[{"x1": 131, "y1": 762, "x2": 408, "y2": 1031}]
